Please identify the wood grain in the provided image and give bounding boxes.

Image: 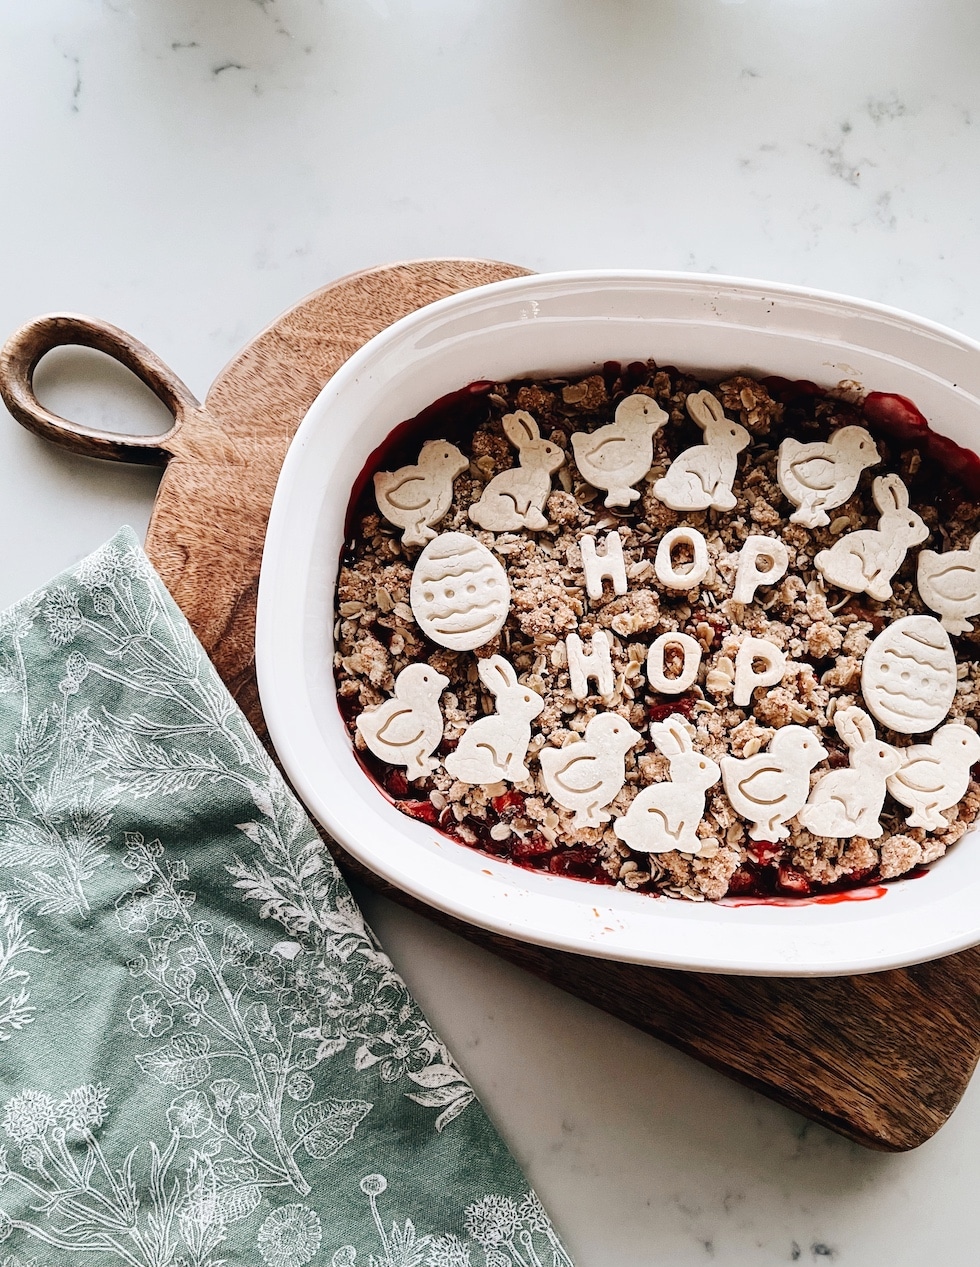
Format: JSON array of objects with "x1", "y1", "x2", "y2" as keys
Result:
[{"x1": 4, "y1": 257, "x2": 979, "y2": 1152}]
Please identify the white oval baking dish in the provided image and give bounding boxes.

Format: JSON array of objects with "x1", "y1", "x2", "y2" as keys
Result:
[{"x1": 257, "y1": 270, "x2": 980, "y2": 976}]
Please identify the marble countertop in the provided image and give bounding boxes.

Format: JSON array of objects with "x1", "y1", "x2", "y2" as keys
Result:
[{"x1": 3, "y1": 1, "x2": 980, "y2": 1262}]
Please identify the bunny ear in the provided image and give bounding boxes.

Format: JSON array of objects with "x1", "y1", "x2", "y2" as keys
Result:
[
  {"x1": 872, "y1": 474, "x2": 909, "y2": 514},
  {"x1": 852, "y1": 710, "x2": 877, "y2": 744},
  {"x1": 649, "y1": 721, "x2": 682, "y2": 756},
  {"x1": 835, "y1": 706, "x2": 875, "y2": 748},
  {"x1": 686, "y1": 390, "x2": 725, "y2": 432},
  {"x1": 478, "y1": 655, "x2": 516, "y2": 694},
  {"x1": 503, "y1": 410, "x2": 540, "y2": 449},
  {"x1": 650, "y1": 714, "x2": 693, "y2": 756},
  {"x1": 667, "y1": 718, "x2": 693, "y2": 753}
]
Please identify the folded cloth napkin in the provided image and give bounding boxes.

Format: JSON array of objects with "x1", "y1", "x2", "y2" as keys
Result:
[{"x1": 0, "y1": 529, "x2": 572, "y2": 1267}]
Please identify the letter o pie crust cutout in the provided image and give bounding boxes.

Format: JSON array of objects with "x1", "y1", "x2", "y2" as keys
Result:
[
  {"x1": 410, "y1": 532, "x2": 511, "y2": 651},
  {"x1": 646, "y1": 633, "x2": 702, "y2": 694},
  {"x1": 655, "y1": 527, "x2": 710, "y2": 590}
]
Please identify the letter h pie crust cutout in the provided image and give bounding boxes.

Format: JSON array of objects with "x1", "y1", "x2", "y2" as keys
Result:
[
  {"x1": 566, "y1": 630, "x2": 615, "y2": 700},
  {"x1": 580, "y1": 531, "x2": 628, "y2": 600},
  {"x1": 444, "y1": 655, "x2": 544, "y2": 785}
]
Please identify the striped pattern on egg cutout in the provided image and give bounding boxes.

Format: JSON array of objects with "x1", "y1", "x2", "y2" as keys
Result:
[
  {"x1": 861, "y1": 615, "x2": 957, "y2": 734},
  {"x1": 410, "y1": 531, "x2": 511, "y2": 651}
]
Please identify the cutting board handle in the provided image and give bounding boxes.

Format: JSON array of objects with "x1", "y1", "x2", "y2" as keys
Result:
[{"x1": 0, "y1": 313, "x2": 200, "y2": 465}]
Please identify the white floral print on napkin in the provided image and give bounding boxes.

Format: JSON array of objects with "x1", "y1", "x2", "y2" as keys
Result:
[{"x1": 0, "y1": 528, "x2": 571, "y2": 1267}]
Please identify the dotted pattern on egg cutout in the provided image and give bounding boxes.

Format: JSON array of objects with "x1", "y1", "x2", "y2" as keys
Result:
[
  {"x1": 410, "y1": 532, "x2": 511, "y2": 651},
  {"x1": 861, "y1": 614, "x2": 957, "y2": 735}
]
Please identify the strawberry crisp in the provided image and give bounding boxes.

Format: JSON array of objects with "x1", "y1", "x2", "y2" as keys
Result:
[{"x1": 333, "y1": 362, "x2": 980, "y2": 901}]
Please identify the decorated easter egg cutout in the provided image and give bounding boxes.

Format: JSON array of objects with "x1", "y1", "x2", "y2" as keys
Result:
[
  {"x1": 861, "y1": 615, "x2": 956, "y2": 734},
  {"x1": 410, "y1": 531, "x2": 511, "y2": 651}
]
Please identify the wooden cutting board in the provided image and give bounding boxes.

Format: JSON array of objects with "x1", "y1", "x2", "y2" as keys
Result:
[{"x1": 3, "y1": 258, "x2": 979, "y2": 1152}]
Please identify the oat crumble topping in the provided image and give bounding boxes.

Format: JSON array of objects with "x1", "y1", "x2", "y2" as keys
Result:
[{"x1": 334, "y1": 362, "x2": 980, "y2": 902}]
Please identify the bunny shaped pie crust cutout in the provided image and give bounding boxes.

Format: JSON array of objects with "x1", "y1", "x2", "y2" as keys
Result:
[
  {"x1": 571, "y1": 393, "x2": 668, "y2": 508},
  {"x1": 469, "y1": 410, "x2": 565, "y2": 532},
  {"x1": 373, "y1": 440, "x2": 469, "y2": 548},
  {"x1": 355, "y1": 663, "x2": 448, "y2": 781},
  {"x1": 613, "y1": 714, "x2": 720, "y2": 855},
  {"x1": 444, "y1": 655, "x2": 544, "y2": 785},
  {"x1": 652, "y1": 390, "x2": 750, "y2": 512},
  {"x1": 814, "y1": 474, "x2": 928, "y2": 600},
  {"x1": 797, "y1": 707, "x2": 902, "y2": 839}
]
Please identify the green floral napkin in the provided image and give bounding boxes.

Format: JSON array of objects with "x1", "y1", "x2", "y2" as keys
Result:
[{"x1": 0, "y1": 529, "x2": 572, "y2": 1267}]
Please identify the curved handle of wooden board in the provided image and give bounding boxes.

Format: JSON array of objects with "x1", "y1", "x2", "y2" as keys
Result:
[{"x1": 0, "y1": 313, "x2": 200, "y2": 464}]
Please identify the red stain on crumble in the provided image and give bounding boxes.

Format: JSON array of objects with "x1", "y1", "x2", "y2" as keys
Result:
[
  {"x1": 491, "y1": 790, "x2": 525, "y2": 817},
  {"x1": 648, "y1": 695, "x2": 696, "y2": 723},
  {"x1": 344, "y1": 381, "x2": 495, "y2": 539},
  {"x1": 722, "y1": 864, "x2": 929, "y2": 906},
  {"x1": 721, "y1": 885, "x2": 889, "y2": 908},
  {"x1": 863, "y1": 391, "x2": 980, "y2": 496}
]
